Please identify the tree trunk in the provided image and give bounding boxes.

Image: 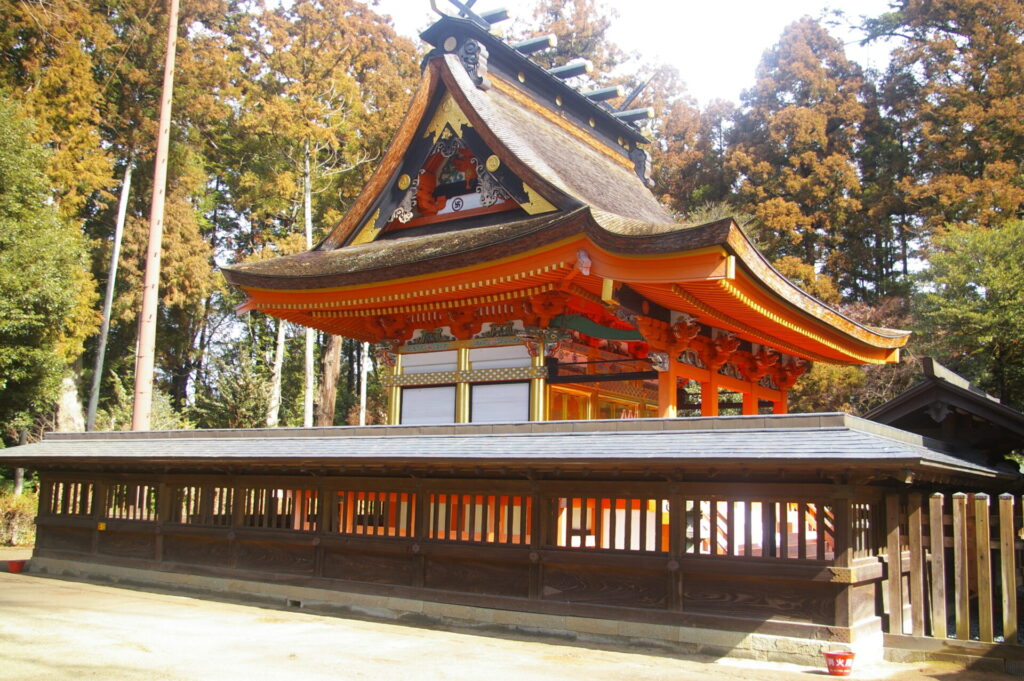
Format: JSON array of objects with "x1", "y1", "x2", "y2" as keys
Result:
[
  {"x1": 266, "y1": 319, "x2": 286, "y2": 427},
  {"x1": 14, "y1": 429, "x2": 26, "y2": 495},
  {"x1": 359, "y1": 341, "x2": 369, "y2": 425},
  {"x1": 303, "y1": 138, "x2": 315, "y2": 427},
  {"x1": 316, "y1": 334, "x2": 343, "y2": 426},
  {"x1": 87, "y1": 160, "x2": 132, "y2": 431}
]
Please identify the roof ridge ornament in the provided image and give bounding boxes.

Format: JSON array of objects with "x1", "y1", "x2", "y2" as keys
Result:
[
  {"x1": 458, "y1": 38, "x2": 492, "y2": 90},
  {"x1": 430, "y1": 0, "x2": 509, "y2": 30}
]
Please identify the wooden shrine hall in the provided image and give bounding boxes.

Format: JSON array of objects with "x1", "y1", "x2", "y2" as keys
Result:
[
  {"x1": 4, "y1": 4, "x2": 1022, "y2": 669},
  {"x1": 221, "y1": 10, "x2": 908, "y2": 425}
]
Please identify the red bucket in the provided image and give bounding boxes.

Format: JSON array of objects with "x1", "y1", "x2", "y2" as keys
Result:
[
  {"x1": 823, "y1": 651, "x2": 855, "y2": 676},
  {"x1": 6, "y1": 560, "x2": 26, "y2": 574}
]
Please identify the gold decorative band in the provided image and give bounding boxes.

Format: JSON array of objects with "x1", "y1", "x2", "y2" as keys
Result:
[{"x1": 381, "y1": 365, "x2": 546, "y2": 387}]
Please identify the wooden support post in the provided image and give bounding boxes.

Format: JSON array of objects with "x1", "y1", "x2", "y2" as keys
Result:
[
  {"x1": 657, "y1": 361, "x2": 678, "y2": 418},
  {"x1": 91, "y1": 479, "x2": 107, "y2": 556},
  {"x1": 155, "y1": 481, "x2": 171, "y2": 563},
  {"x1": 975, "y1": 493, "x2": 993, "y2": 642},
  {"x1": 952, "y1": 492, "x2": 969, "y2": 640},
  {"x1": 773, "y1": 393, "x2": 788, "y2": 415},
  {"x1": 455, "y1": 347, "x2": 470, "y2": 423},
  {"x1": 532, "y1": 487, "x2": 546, "y2": 600},
  {"x1": 700, "y1": 378, "x2": 719, "y2": 417},
  {"x1": 669, "y1": 486, "x2": 684, "y2": 611},
  {"x1": 741, "y1": 389, "x2": 758, "y2": 416},
  {"x1": 907, "y1": 492, "x2": 925, "y2": 637},
  {"x1": 885, "y1": 493, "x2": 904, "y2": 635},
  {"x1": 928, "y1": 493, "x2": 948, "y2": 639},
  {"x1": 999, "y1": 494, "x2": 1017, "y2": 645}
]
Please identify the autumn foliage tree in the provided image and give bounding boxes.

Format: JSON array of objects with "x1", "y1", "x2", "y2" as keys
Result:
[
  {"x1": 866, "y1": 0, "x2": 1024, "y2": 233},
  {"x1": 728, "y1": 18, "x2": 865, "y2": 282}
]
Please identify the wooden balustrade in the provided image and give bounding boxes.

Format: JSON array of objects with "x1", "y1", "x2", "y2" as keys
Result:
[{"x1": 35, "y1": 472, "x2": 885, "y2": 636}]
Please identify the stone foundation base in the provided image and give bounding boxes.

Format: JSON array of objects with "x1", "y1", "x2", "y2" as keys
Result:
[{"x1": 29, "y1": 557, "x2": 881, "y2": 667}]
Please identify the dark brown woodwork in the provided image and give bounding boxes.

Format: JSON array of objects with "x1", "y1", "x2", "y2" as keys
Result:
[{"x1": 30, "y1": 470, "x2": 909, "y2": 644}]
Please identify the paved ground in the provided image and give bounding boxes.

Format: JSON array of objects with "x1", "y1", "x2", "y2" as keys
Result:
[{"x1": 0, "y1": 549, "x2": 1014, "y2": 681}]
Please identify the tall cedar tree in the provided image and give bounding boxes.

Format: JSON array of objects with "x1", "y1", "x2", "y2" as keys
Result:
[
  {"x1": 728, "y1": 18, "x2": 864, "y2": 286},
  {"x1": 866, "y1": 0, "x2": 1024, "y2": 232},
  {"x1": 0, "y1": 0, "x2": 115, "y2": 219}
]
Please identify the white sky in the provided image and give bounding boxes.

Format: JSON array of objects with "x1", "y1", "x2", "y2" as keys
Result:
[{"x1": 370, "y1": 0, "x2": 896, "y2": 106}]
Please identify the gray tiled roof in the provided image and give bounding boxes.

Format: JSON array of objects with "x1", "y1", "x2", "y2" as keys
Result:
[{"x1": 0, "y1": 414, "x2": 1012, "y2": 479}]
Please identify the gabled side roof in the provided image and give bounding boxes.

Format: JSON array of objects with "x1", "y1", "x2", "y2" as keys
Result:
[{"x1": 866, "y1": 358, "x2": 1024, "y2": 457}]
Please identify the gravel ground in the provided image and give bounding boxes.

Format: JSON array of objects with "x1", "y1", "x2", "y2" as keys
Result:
[{"x1": 0, "y1": 551, "x2": 1014, "y2": 681}]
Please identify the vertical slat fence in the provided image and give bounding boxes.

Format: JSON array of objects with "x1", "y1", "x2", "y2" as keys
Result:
[{"x1": 885, "y1": 491, "x2": 1022, "y2": 646}]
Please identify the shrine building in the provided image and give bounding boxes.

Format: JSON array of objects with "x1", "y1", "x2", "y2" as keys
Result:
[
  {"x1": 221, "y1": 13, "x2": 907, "y2": 425},
  {"x1": 4, "y1": 6, "x2": 1021, "y2": 669}
]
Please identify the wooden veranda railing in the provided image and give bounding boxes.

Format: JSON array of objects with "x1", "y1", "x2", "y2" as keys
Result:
[{"x1": 883, "y1": 492, "x2": 1021, "y2": 647}]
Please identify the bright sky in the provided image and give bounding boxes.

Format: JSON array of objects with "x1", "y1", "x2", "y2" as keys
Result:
[{"x1": 371, "y1": 0, "x2": 896, "y2": 106}]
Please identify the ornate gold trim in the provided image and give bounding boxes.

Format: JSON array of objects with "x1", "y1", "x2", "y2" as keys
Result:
[
  {"x1": 258, "y1": 265, "x2": 568, "y2": 311},
  {"x1": 305, "y1": 282, "x2": 558, "y2": 318},
  {"x1": 382, "y1": 365, "x2": 545, "y2": 387},
  {"x1": 670, "y1": 283, "x2": 893, "y2": 365},
  {"x1": 725, "y1": 227, "x2": 909, "y2": 348},
  {"x1": 424, "y1": 93, "x2": 472, "y2": 144},
  {"x1": 520, "y1": 183, "x2": 557, "y2": 215},
  {"x1": 349, "y1": 209, "x2": 382, "y2": 246}
]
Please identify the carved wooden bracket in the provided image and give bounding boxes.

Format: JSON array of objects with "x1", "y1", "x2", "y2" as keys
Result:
[
  {"x1": 523, "y1": 291, "x2": 569, "y2": 328},
  {"x1": 737, "y1": 348, "x2": 779, "y2": 382},
  {"x1": 772, "y1": 358, "x2": 809, "y2": 390},
  {"x1": 698, "y1": 333, "x2": 740, "y2": 372},
  {"x1": 447, "y1": 306, "x2": 483, "y2": 340},
  {"x1": 517, "y1": 326, "x2": 570, "y2": 358},
  {"x1": 670, "y1": 314, "x2": 702, "y2": 353},
  {"x1": 376, "y1": 314, "x2": 414, "y2": 343}
]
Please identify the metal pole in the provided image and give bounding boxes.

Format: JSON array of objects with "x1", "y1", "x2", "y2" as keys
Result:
[
  {"x1": 132, "y1": 0, "x2": 179, "y2": 431},
  {"x1": 87, "y1": 162, "x2": 132, "y2": 431}
]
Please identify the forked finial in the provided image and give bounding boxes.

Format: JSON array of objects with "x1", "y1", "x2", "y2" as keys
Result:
[{"x1": 430, "y1": 0, "x2": 510, "y2": 29}]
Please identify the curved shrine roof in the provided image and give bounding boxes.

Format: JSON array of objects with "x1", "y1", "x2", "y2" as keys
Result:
[{"x1": 220, "y1": 15, "x2": 909, "y2": 366}]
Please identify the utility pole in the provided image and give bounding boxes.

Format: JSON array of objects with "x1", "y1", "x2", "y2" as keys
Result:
[{"x1": 132, "y1": 0, "x2": 179, "y2": 430}]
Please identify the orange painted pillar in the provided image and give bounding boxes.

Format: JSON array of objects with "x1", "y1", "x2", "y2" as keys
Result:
[
  {"x1": 742, "y1": 390, "x2": 758, "y2": 416},
  {"x1": 701, "y1": 378, "x2": 719, "y2": 417},
  {"x1": 773, "y1": 393, "x2": 788, "y2": 414},
  {"x1": 657, "y1": 360, "x2": 679, "y2": 418}
]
